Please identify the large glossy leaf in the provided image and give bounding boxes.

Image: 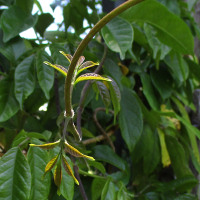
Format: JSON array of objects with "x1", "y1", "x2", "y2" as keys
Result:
[
  {"x1": 101, "y1": 179, "x2": 116, "y2": 200},
  {"x1": 0, "y1": 77, "x2": 19, "y2": 122},
  {"x1": 101, "y1": 17, "x2": 133, "y2": 59},
  {"x1": 15, "y1": 55, "x2": 35, "y2": 109},
  {"x1": 0, "y1": 6, "x2": 37, "y2": 42},
  {"x1": 93, "y1": 145, "x2": 126, "y2": 171},
  {"x1": 15, "y1": 0, "x2": 34, "y2": 15},
  {"x1": 119, "y1": 88, "x2": 143, "y2": 152},
  {"x1": 36, "y1": 50, "x2": 54, "y2": 99},
  {"x1": 120, "y1": 0, "x2": 194, "y2": 54},
  {"x1": 0, "y1": 147, "x2": 31, "y2": 200},
  {"x1": 27, "y1": 140, "x2": 51, "y2": 200},
  {"x1": 34, "y1": 13, "x2": 54, "y2": 36},
  {"x1": 92, "y1": 178, "x2": 107, "y2": 200}
]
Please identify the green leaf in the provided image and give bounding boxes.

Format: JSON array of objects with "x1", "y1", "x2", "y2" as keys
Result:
[
  {"x1": 101, "y1": 178, "x2": 117, "y2": 200},
  {"x1": 44, "y1": 61, "x2": 68, "y2": 76},
  {"x1": 93, "y1": 145, "x2": 126, "y2": 171},
  {"x1": 15, "y1": 55, "x2": 35, "y2": 109},
  {"x1": 0, "y1": 147, "x2": 31, "y2": 200},
  {"x1": 165, "y1": 135, "x2": 193, "y2": 178},
  {"x1": 95, "y1": 81, "x2": 111, "y2": 109},
  {"x1": 150, "y1": 67, "x2": 173, "y2": 100},
  {"x1": 27, "y1": 140, "x2": 51, "y2": 200},
  {"x1": 120, "y1": 0, "x2": 194, "y2": 54},
  {"x1": 0, "y1": 77, "x2": 19, "y2": 122},
  {"x1": 106, "y1": 77, "x2": 121, "y2": 123},
  {"x1": 140, "y1": 73, "x2": 159, "y2": 110},
  {"x1": 143, "y1": 23, "x2": 171, "y2": 68},
  {"x1": 119, "y1": 88, "x2": 143, "y2": 152},
  {"x1": 101, "y1": 16, "x2": 133, "y2": 59},
  {"x1": 77, "y1": 61, "x2": 99, "y2": 75},
  {"x1": 1, "y1": 6, "x2": 38, "y2": 42},
  {"x1": 74, "y1": 73, "x2": 111, "y2": 85},
  {"x1": 15, "y1": 0, "x2": 34, "y2": 15},
  {"x1": 36, "y1": 50, "x2": 54, "y2": 99},
  {"x1": 34, "y1": 13, "x2": 54, "y2": 36},
  {"x1": 92, "y1": 178, "x2": 107, "y2": 200},
  {"x1": 165, "y1": 52, "x2": 189, "y2": 86},
  {"x1": 142, "y1": 125, "x2": 160, "y2": 174}
]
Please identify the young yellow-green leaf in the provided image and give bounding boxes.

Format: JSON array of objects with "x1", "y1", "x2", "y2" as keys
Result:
[
  {"x1": 29, "y1": 139, "x2": 60, "y2": 150},
  {"x1": 76, "y1": 56, "x2": 85, "y2": 68},
  {"x1": 74, "y1": 73, "x2": 111, "y2": 85},
  {"x1": 62, "y1": 155, "x2": 79, "y2": 185},
  {"x1": 157, "y1": 128, "x2": 171, "y2": 167},
  {"x1": 44, "y1": 61, "x2": 68, "y2": 76},
  {"x1": 54, "y1": 162, "x2": 62, "y2": 188},
  {"x1": 59, "y1": 51, "x2": 72, "y2": 63},
  {"x1": 64, "y1": 140, "x2": 95, "y2": 161},
  {"x1": 44, "y1": 154, "x2": 59, "y2": 176},
  {"x1": 77, "y1": 61, "x2": 99, "y2": 75}
]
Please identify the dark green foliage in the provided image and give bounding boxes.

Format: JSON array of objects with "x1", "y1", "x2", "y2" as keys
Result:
[{"x1": 0, "y1": 0, "x2": 199, "y2": 199}]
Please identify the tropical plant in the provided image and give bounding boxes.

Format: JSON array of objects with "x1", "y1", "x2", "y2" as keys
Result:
[{"x1": 0, "y1": 0, "x2": 200, "y2": 199}]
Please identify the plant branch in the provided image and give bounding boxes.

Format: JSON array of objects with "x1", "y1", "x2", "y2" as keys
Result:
[
  {"x1": 64, "y1": 0, "x2": 144, "y2": 117},
  {"x1": 76, "y1": 45, "x2": 108, "y2": 139},
  {"x1": 82, "y1": 130, "x2": 114, "y2": 145},
  {"x1": 70, "y1": 156, "x2": 88, "y2": 200},
  {"x1": 93, "y1": 107, "x2": 115, "y2": 151}
]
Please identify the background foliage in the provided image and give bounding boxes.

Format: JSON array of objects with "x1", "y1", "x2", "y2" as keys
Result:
[{"x1": 0, "y1": 0, "x2": 200, "y2": 199}]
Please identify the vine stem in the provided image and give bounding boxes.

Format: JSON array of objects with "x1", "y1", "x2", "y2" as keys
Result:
[{"x1": 64, "y1": 0, "x2": 144, "y2": 117}]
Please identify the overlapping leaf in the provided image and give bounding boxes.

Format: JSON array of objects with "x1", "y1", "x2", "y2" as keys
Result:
[
  {"x1": 15, "y1": 55, "x2": 35, "y2": 109},
  {"x1": 0, "y1": 147, "x2": 31, "y2": 200}
]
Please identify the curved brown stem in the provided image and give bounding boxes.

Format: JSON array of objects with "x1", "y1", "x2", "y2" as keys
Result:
[{"x1": 93, "y1": 107, "x2": 115, "y2": 151}]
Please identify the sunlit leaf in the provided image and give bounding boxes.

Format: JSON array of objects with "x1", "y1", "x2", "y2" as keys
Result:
[
  {"x1": 157, "y1": 128, "x2": 171, "y2": 167},
  {"x1": 29, "y1": 139, "x2": 60, "y2": 150},
  {"x1": 54, "y1": 162, "x2": 62, "y2": 188},
  {"x1": 61, "y1": 155, "x2": 79, "y2": 185},
  {"x1": 59, "y1": 51, "x2": 72, "y2": 63},
  {"x1": 74, "y1": 73, "x2": 111, "y2": 85},
  {"x1": 44, "y1": 61, "x2": 68, "y2": 76},
  {"x1": 77, "y1": 61, "x2": 99, "y2": 75},
  {"x1": 64, "y1": 140, "x2": 95, "y2": 161},
  {"x1": 44, "y1": 154, "x2": 59, "y2": 176}
]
